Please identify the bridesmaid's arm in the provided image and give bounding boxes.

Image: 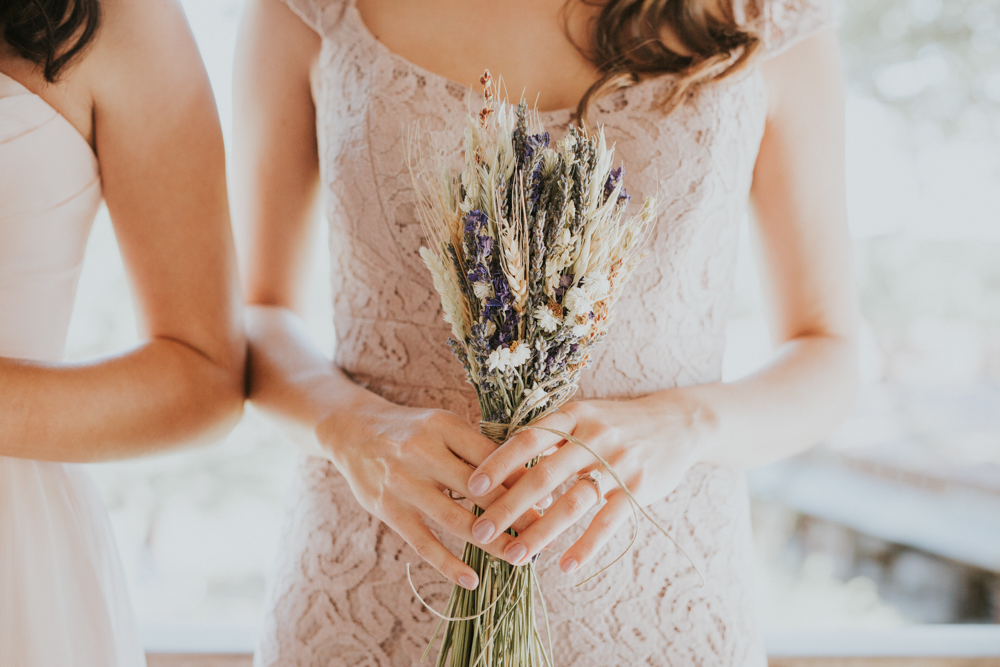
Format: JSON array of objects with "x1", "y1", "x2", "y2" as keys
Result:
[{"x1": 0, "y1": 0, "x2": 245, "y2": 462}]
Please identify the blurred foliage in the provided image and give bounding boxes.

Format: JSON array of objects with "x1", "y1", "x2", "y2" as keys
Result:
[{"x1": 840, "y1": 0, "x2": 1000, "y2": 139}]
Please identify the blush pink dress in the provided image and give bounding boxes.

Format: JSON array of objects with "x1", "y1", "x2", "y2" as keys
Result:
[
  {"x1": 257, "y1": 1, "x2": 834, "y2": 665},
  {"x1": 0, "y1": 72, "x2": 146, "y2": 666}
]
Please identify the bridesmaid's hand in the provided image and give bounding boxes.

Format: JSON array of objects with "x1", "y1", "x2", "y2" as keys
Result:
[
  {"x1": 315, "y1": 393, "x2": 541, "y2": 590},
  {"x1": 464, "y1": 392, "x2": 717, "y2": 573}
]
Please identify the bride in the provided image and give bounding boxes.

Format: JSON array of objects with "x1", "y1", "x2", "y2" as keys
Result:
[
  {"x1": 238, "y1": 0, "x2": 859, "y2": 664},
  {"x1": 0, "y1": 0, "x2": 244, "y2": 664}
]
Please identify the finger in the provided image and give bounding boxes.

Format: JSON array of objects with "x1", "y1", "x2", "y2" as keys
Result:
[
  {"x1": 501, "y1": 442, "x2": 559, "y2": 488},
  {"x1": 559, "y1": 490, "x2": 633, "y2": 573},
  {"x1": 431, "y1": 455, "x2": 543, "y2": 535},
  {"x1": 418, "y1": 485, "x2": 517, "y2": 560},
  {"x1": 385, "y1": 508, "x2": 481, "y2": 590},
  {"x1": 467, "y1": 410, "x2": 577, "y2": 497},
  {"x1": 471, "y1": 443, "x2": 595, "y2": 544},
  {"x1": 498, "y1": 477, "x2": 603, "y2": 565},
  {"x1": 534, "y1": 494, "x2": 553, "y2": 510},
  {"x1": 439, "y1": 414, "x2": 503, "y2": 468}
]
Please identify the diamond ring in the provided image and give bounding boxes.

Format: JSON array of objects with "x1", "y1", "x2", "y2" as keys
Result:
[{"x1": 576, "y1": 469, "x2": 604, "y2": 503}]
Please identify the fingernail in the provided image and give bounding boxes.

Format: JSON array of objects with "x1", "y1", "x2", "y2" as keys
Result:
[
  {"x1": 560, "y1": 558, "x2": 578, "y2": 574},
  {"x1": 458, "y1": 574, "x2": 478, "y2": 590},
  {"x1": 468, "y1": 474, "x2": 491, "y2": 496},
  {"x1": 535, "y1": 495, "x2": 553, "y2": 510},
  {"x1": 505, "y1": 543, "x2": 527, "y2": 564},
  {"x1": 543, "y1": 540, "x2": 555, "y2": 551},
  {"x1": 472, "y1": 520, "x2": 495, "y2": 543}
]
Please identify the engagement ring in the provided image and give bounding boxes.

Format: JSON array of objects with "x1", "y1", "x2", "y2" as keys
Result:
[{"x1": 577, "y1": 469, "x2": 604, "y2": 503}]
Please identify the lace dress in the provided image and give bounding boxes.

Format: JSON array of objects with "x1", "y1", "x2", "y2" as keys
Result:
[{"x1": 255, "y1": 1, "x2": 834, "y2": 664}]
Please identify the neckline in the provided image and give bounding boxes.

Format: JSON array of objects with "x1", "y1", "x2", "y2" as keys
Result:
[
  {"x1": 0, "y1": 69, "x2": 98, "y2": 160},
  {"x1": 345, "y1": 2, "x2": 578, "y2": 119}
]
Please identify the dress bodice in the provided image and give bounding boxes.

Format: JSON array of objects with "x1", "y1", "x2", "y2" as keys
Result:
[
  {"x1": 280, "y1": 0, "x2": 833, "y2": 420},
  {"x1": 0, "y1": 71, "x2": 101, "y2": 362}
]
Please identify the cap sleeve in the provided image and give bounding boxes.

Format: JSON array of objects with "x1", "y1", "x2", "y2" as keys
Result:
[
  {"x1": 277, "y1": 0, "x2": 343, "y2": 35},
  {"x1": 753, "y1": 0, "x2": 837, "y2": 59}
]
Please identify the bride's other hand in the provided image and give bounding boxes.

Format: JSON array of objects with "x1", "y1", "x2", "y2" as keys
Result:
[
  {"x1": 314, "y1": 393, "x2": 542, "y2": 588},
  {"x1": 465, "y1": 394, "x2": 713, "y2": 572}
]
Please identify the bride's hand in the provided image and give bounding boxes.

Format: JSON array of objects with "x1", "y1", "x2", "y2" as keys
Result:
[
  {"x1": 464, "y1": 392, "x2": 717, "y2": 573},
  {"x1": 315, "y1": 393, "x2": 541, "y2": 590}
]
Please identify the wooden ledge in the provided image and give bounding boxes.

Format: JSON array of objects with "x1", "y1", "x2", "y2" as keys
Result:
[{"x1": 145, "y1": 656, "x2": 998, "y2": 667}]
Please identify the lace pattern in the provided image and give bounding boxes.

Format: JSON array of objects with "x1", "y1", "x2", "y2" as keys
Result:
[{"x1": 255, "y1": 1, "x2": 834, "y2": 664}]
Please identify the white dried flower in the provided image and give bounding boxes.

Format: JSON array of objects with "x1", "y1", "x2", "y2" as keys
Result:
[
  {"x1": 473, "y1": 282, "x2": 493, "y2": 300},
  {"x1": 582, "y1": 274, "x2": 611, "y2": 301},
  {"x1": 487, "y1": 347, "x2": 510, "y2": 373},
  {"x1": 533, "y1": 303, "x2": 561, "y2": 333},
  {"x1": 508, "y1": 341, "x2": 530, "y2": 368},
  {"x1": 524, "y1": 384, "x2": 549, "y2": 410},
  {"x1": 571, "y1": 313, "x2": 592, "y2": 337},
  {"x1": 563, "y1": 285, "x2": 593, "y2": 316},
  {"x1": 487, "y1": 341, "x2": 530, "y2": 373}
]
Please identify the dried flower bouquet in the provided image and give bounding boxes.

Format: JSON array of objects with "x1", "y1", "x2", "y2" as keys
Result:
[{"x1": 410, "y1": 71, "x2": 655, "y2": 667}]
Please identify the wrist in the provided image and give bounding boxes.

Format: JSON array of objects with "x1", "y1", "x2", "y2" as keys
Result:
[
  {"x1": 642, "y1": 384, "x2": 724, "y2": 466},
  {"x1": 683, "y1": 383, "x2": 727, "y2": 466},
  {"x1": 312, "y1": 382, "x2": 387, "y2": 457}
]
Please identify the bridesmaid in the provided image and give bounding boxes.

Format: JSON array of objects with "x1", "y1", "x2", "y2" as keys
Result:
[
  {"x1": 237, "y1": 0, "x2": 858, "y2": 664},
  {"x1": 0, "y1": 0, "x2": 244, "y2": 665}
]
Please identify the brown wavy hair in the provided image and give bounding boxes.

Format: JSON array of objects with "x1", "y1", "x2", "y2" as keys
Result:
[
  {"x1": 1, "y1": 0, "x2": 102, "y2": 82},
  {"x1": 571, "y1": 0, "x2": 761, "y2": 123}
]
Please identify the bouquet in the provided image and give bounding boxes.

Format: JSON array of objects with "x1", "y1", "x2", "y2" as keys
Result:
[{"x1": 410, "y1": 71, "x2": 655, "y2": 667}]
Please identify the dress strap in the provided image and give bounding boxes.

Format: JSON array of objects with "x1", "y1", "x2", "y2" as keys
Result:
[
  {"x1": 752, "y1": 0, "x2": 837, "y2": 59},
  {"x1": 276, "y1": 0, "x2": 351, "y2": 36}
]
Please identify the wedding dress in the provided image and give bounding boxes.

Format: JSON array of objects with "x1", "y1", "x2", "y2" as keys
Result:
[
  {"x1": 0, "y1": 71, "x2": 146, "y2": 667},
  {"x1": 256, "y1": 1, "x2": 833, "y2": 664}
]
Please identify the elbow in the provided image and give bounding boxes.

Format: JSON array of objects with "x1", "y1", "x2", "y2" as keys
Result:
[
  {"x1": 174, "y1": 327, "x2": 248, "y2": 442},
  {"x1": 213, "y1": 332, "x2": 249, "y2": 431},
  {"x1": 827, "y1": 329, "x2": 862, "y2": 429}
]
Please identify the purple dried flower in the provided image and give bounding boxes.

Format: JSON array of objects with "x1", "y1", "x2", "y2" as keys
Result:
[
  {"x1": 604, "y1": 166, "x2": 630, "y2": 205},
  {"x1": 467, "y1": 263, "x2": 489, "y2": 284},
  {"x1": 464, "y1": 209, "x2": 488, "y2": 233}
]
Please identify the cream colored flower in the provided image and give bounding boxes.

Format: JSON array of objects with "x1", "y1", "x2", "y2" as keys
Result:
[
  {"x1": 508, "y1": 341, "x2": 530, "y2": 368},
  {"x1": 533, "y1": 303, "x2": 561, "y2": 333},
  {"x1": 473, "y1": 282, "x2": 493, "y2": 300},
  {"x1": 563, "y1": 285, "x2": 593, "y2": 316},
  {"x1": 486, "y1": 347, "x2": 510, "y2": 373},
  {"x1": 523, "y1": 384, "x2": 549, "y2": 410},
  {"x1": 582, "y1": 274, "x2": 610, "y2": 301},
  {"x1": 571, "y1": 313, "x2": 592, "y2": 337}
]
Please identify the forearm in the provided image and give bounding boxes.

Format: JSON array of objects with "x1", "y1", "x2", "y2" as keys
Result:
[
  {"x1": 244, "y1": 304, "x2": 375, "y2": 457},
  {"x1": 1, "y1": 339, "x2": 244, "y2": 462},
  {"x1": 667, "y1": 332, "x2": 859, "y2": 469}
]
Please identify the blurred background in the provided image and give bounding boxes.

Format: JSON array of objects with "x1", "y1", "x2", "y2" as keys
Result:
[{"x1": 69, "y1": 0, "x2": 1000, "y2": 650}]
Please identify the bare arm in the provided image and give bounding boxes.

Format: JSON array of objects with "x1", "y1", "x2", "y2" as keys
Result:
[
  {"x1": 466, "y1": 29, "x2": 861, "y2": 571},
  {"x1": 236, "y1": 0, "x2": 544, "y2": 591},
  {"x1": 685, "y1": 26, "x2": 860, "y2": 467},
  {"x1": 0, "y1": 0, "x2": 245, "y2": 462}
]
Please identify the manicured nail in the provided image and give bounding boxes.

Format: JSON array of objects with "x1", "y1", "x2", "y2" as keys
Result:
[
  {"x1": 543, "y1": 540, "x2": 555, "y2": 551},
  {"x1": 560, "y1": 558, "x2": 578, "y2": 574},
  {"x1": 468, "y1": 474, "x2": 491, "y2": 496},
  {"x1": 505, "y1": 543, "x2": 527, "y2": 564},
  {"x1": 472, "y1": 520, "x2": 495, "y2": 543},
  {"x1": 535, "y1": 495, "x2": 553, "y2": 510},
  {"x1": 459, "y1": 574, "x2": 478, "y2": 590}
]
